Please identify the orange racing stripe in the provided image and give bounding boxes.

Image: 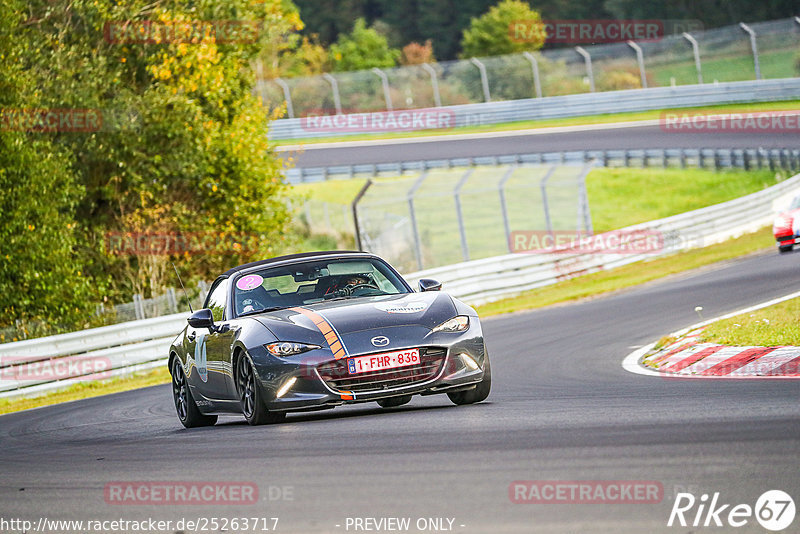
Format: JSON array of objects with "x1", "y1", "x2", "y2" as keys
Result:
[{"x1": 289, "y1": 307, "x2": 348, "y2": 360}]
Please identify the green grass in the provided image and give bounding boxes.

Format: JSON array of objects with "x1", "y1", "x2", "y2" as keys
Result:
[
  {"x1": 650, "y1": 49, "x2": 798, "y2": 87},
  {"x1": 475, "y1": 226, "x2": 774, "y2": 317},
  {"x1": 587, "y1": 168, "x2": 782, "y2": 232},
  {"x1": 274, "y1": 100, "x2": 800, "y2": 146},
  {"x1": 699, "y1": 297, "x2": 800, "y2": 346},
  {"x1": 294, "y1": 167, "x2": 784, "y2": 232},
  {"x1": 0, "y1": 367, "x2": 170, "y2": 415}
]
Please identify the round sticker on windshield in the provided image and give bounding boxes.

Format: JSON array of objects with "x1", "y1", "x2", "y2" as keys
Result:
[
  {"x1": 375, "y1": 301, "x2": 428, "y2": 314},
  {"x1": 236, "y1": 274, "x2": 263, "y2": 291}
]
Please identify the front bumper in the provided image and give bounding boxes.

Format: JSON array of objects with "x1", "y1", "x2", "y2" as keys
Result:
[
  {"x1": 251, "y1": 324, "x2": 487, "y2": 412},
  {"x1": 775, "y1": 234, "x2": 800, "y2": 247}
]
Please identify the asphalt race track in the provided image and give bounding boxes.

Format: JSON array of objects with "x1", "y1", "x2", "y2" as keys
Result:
[
  {"x1": 2, "y1": 250, "x2": 799, "y2": 533},
  {"x1": 282, "y1": 123, "x2": 800, "y2": 168}
]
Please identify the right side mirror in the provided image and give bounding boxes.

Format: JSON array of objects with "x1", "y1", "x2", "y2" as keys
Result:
[
  {"x1": 188, "y1": 308, "x2": 215, "y2": 329},
  {"x1": 418, "y1": 278, "x2": 442, "y2": 292}
]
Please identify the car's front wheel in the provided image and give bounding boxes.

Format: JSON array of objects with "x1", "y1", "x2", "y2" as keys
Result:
[
  {"x1": 236, "y1": 353, "x2": 286, "y2": 426},
  {"x1": 447, "y1": 355, "x2": 491, "y2": 405},
  {"x1": 779, "y1": 244, "x2": 793, "y2": 253},
  {"x1": 171, "y1": 359, "x2": 217, "y2": 428}
]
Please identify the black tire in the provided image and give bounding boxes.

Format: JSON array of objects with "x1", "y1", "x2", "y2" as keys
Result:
[
  {"x1": 447, "y1": 355, "x2": 491, "y2": 405},
  {"x1": 779, "y1": 244, "x2": 793, "y2": 253},
  {"x1": 171, "y1": 359, "x2": 217, "y2": 428},
  {"x1": 236, "y1": 353, "x2": 286, "y2": 426},
  {"x1": 377, "y1": 395, "x2": 412, "y2": 408}
]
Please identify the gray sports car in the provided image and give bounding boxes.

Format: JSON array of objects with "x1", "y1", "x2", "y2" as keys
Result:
[{"x1": 169, "y1": 251, "x2": 491, "y2": 427}]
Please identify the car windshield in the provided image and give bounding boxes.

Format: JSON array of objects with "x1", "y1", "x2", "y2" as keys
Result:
[{"x1": 233, "y1": 257, "x2": 410, "y2": 316}]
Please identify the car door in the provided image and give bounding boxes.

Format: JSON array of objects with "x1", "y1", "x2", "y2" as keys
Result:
[{"x1": 188, "y1": 278, "x2": 235, "y2": 402}]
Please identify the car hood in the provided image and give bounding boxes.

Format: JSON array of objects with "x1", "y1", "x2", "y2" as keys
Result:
[{"x1": 250, "y1": 292, "x2": 457, "y2": 355}]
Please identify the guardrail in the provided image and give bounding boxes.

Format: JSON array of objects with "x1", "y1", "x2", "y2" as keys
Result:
[
  {"x1": 287, "y1": 146, "x2": 800, "y2": 183},
  {"x1": 3, "y1": 170, "x2": 799, "y2": 401},
  {"x1": 270, "y1": 78, "x2": 800, "y2": 141},
  {"x1": 0, "y1": 313, "x2": 187, "y2": 400}
]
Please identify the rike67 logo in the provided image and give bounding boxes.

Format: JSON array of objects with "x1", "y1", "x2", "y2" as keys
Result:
[{"x1": 668, "y1": 490, "x2": 795, "y2": 531}]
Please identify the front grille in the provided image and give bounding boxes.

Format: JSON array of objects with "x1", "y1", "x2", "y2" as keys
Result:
[{"x1": 317, "y1": 348, "x2": 447, "y2": 394}]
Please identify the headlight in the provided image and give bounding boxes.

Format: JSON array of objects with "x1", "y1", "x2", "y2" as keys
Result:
[
  {"x1": 265, "y1": 342, "x2": 320, "y2": 356},
  {"x1": 431, "y1": 316, "x2": 470, "y2": 333}
]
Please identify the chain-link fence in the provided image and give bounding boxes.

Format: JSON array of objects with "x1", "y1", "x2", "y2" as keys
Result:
[
  {"x1": 352, "y1": 163, "x2": 594, "y2": 273},
  {"x1": 258, "y1": 18, "x2": 800, "y2": 119}
]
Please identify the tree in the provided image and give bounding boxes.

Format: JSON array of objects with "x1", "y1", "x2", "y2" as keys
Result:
[
  {"x1": 256, "y1": 2, "x2": 330, "y2": 79},
  {"x1": 401, "y1": 40, "x2": 435, "y2": 65},
  {"x1": 460, "y1": 0, "x2": 545, "y2": 58},
  {"x1": 293, "y1": 0, "x2": 374, "y2": 46},
  {"x1": 0, "y1": 0, "x2": 95, "y2": 331},
  {"x1": 329, "y1": 18, "x2": 400, "y2": 71},
  {"x1": 9, "y1": 0, "x2": 294, "y2": 308}
]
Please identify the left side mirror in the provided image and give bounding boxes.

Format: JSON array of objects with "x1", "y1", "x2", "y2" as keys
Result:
[
  {"x1": 418, "y1": 278, "x2": 442, "y2": 292},
  {"x1": 188, "y1": 308, "x2": 215, "y2": 329}
]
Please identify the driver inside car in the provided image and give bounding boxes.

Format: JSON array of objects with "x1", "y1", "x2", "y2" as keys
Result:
[{"x1": 324, "y1": 274, "x2": 377, "y2": 297}]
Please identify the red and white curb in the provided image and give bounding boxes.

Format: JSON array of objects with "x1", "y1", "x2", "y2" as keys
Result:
[{"x1": 623, "y1": 290, "x2": 800, "y2": 379}]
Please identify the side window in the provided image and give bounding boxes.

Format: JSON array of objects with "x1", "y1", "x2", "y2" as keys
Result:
[{"x1": 204, "y1": 278, "x2": 229, "y2": 322}]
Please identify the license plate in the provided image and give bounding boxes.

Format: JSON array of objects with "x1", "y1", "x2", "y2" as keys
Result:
[{"x1": 347, "y1": 348, "x2": 420, "y2": 375}]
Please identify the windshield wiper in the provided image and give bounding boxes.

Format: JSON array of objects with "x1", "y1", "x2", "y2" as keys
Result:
[{"x1": 238, "y1": 306, "x2": 286, "y2": 317}]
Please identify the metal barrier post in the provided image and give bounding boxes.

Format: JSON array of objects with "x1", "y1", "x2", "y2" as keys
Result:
[
  {"x1": 351, "y1": 179, "x2": 373, "y2": 251},
  {"x1": 498, "y1": 166, "x2": 517, "y2": 252},
  {"x1": 371, "y1": 68, "x2": 393, "y2": 111},
  {"x1": 454, "y1": 169, "x2": 475, "y2": 262},
  {"x1": 133, "y1": 294, "x2": 145, "y2": 320},
  {"x1": 739, "y1": 23, "x2": 762, "y2": 80},
  {"x1": 166, "y1": 288, "x2": 177, "y2": 313},
  {"x1": 578, "y1": 162, "x2": 595, "y2": 234},
  {"x1": 682, "y1": 33, "x2": 703, "y2": 84},
  {"x1": 539, "y1": 165, "x2": 558, "y2": 236},
  {"x1": 274, "y1": 78, "x2": 295, "y2": 119},
  {"x1": 626, "y1": 41, "x2": 648, "y2": 89},
  {"x1": 322, "y1": 73, "x2": 343, "y2": 114},
  {"x1": 422, "y1": 63, "x2": 442, "y2": 107},
  {"x1": 575, "y1": 47, "x2": 595, "y2": 92},
  {"x1": 407, "y1": 172, "x2": 429, "y2": 270},
  {"x1": 522, "y1": 52, "x2": 543, "y2": 98},
  {"x1": 470, "y1": 58, "x2": 492, "y2": 102}
]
